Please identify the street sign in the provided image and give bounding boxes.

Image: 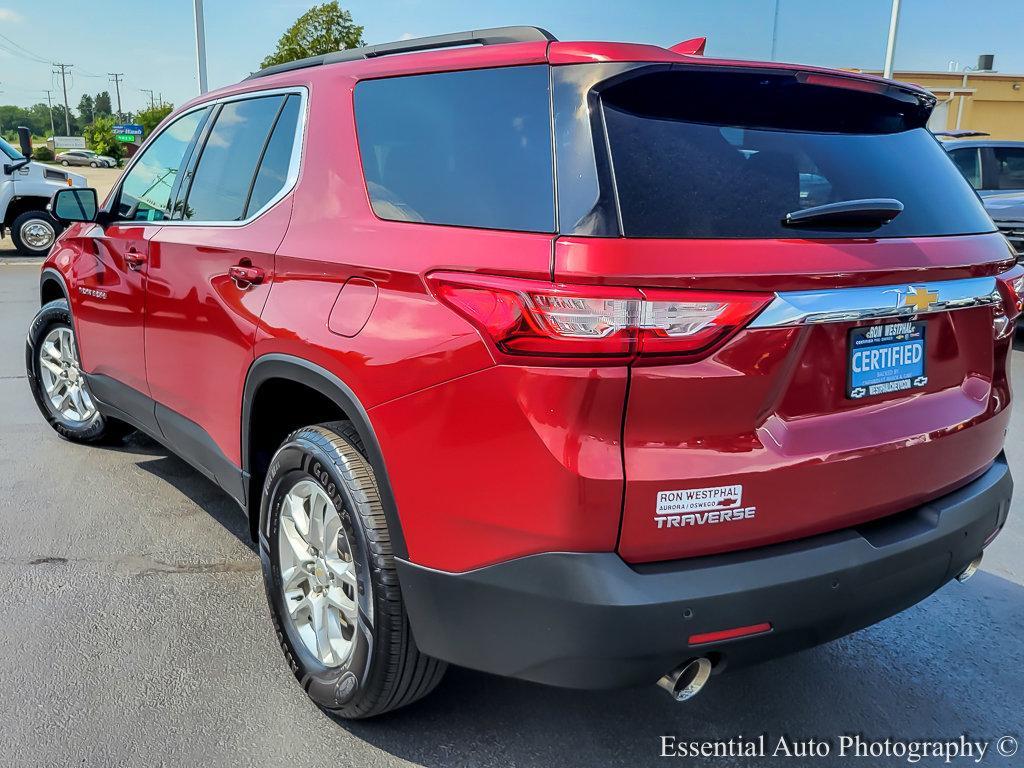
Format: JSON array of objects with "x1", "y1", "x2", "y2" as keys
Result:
[
  {"x1": 53, "y1": 136, "x2": 86, "y2": 149},
  {"x1": 115, "y1": 135, "x2": 136, "y2": 142},
  {"x1": 113, "y1": 124, "x2": 143, "y2": 136}
]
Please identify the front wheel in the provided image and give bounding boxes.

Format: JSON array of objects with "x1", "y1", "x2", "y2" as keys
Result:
[
  {"x1": 261, "y1": 422, "x2": 446, "y2": 718},
  {"x1": 10, "y1": 210, "x2": 60, "y2": 257},
  {"x1": 26, "y1": 300, "x2": 129, "y2": 443},
  {"x1": 60, "y1": 159, "x2": 69, "y2": 166}
]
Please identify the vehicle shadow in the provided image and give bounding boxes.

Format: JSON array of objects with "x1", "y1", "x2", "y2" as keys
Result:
[
  {"x1": 336, "y1": 571, "x2": 1024, "y2": 768},
  {"x1": 103, "y1": 430, "x2": 256, "y2": 553}
]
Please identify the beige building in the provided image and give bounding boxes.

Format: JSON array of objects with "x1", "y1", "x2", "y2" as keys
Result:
[{"x1": 877, "y1": 71, "x2": 1024, "y2": 141}]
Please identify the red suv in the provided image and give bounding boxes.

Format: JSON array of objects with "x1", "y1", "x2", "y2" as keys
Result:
[{"x1": 28, "y1": 27, "x2": 1019, "y2": 718}]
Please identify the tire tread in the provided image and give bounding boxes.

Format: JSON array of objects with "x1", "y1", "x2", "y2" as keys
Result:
[{"x1": 280, "y1": 421, "x2": 445, "y2": 718}]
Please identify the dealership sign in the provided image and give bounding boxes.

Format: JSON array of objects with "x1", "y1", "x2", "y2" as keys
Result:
[
  {"x1": 53, "y1": 136, "x2": 86, "y2": 149},
  {"x1": 113, "y1": 123, "x2": 144, "y2": 145}
]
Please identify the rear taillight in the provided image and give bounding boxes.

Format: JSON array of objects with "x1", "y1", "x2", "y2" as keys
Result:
[
  {"x1": 428, "y1": 272, "x2": 771, "y2": 363},
  {"x1": 994, "y1": 266, "x2": 1024, "y2": 339}
]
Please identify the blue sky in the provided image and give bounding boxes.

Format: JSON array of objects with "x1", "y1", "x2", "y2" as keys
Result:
[{"x1": 2, "y1": 0, "x2": 1023, "y2": 112}]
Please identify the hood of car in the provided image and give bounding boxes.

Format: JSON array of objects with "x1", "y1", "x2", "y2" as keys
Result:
[{"x1": 984, "y1": 192, "x2": 1024, "y2": 222}]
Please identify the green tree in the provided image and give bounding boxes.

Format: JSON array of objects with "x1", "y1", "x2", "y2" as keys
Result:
[
  {"x1": 50, "y1": 104, "x2": 79, "y2": 135},
  {"x1": 136, "y1": 103, "x2": 174, "y2": 136},
  {"x1": 94, "y1": 91, "x2": 113, "y2": 116},
  {"x1": 260, "y1": 1, "x2": 363, "y2": 69},
  {"x1": 77, "y1": 94, "x2": 94, "y2": 123},
  {"x1": 29, "y1": 103, "x2": 55, "y2": 136},
  {"x1": 83, "y1": 115, "x2": 122, "y2": 160}
]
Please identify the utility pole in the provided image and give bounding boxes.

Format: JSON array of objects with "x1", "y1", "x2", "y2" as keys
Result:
[
  {"x1": 52, "y1": 62, "x2": 73, "y2": 135},
  {"x1": 43, "y1": 89, "x2": 55, "y2": 135},
  {"x1": 158, "y1": 92, "x2": 163, "y2": 107},
  {"x1": 882, "y1": 0, "x2": 901, "y2": 79},
  {"x1": 193, "y1": 0, "x2": 209, "y2": 94},
  {"x1": 141, "y1": 89, "x2": 155, "y2": 110},
  {"x1": 770, "y1": 0, "x2": 781, "y2": 61},
  {"x1": 108, "y1": 73, "x2": 125, "y2": 121}
]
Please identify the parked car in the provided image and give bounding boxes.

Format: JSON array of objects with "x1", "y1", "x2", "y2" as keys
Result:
[
  {"x1": 984, "y1": 191, "x2": 1024, "y2": 260},
  {"x1": 1, "y1": 127, "x2": 86, "y2": 255},
  {"x1": 28, "y1": 26, "x2": 1018, "y2": 719},
  {"x1": 941, "y1": 138, "x2": 1024, "y2": 197},
  {"x1": 56, "y1": 149, "x2": 117, "y2": 168}
]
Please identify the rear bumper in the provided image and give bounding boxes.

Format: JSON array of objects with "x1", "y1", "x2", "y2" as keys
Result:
[{"x1": 397, "y1": 455, "x2": 1012, "y2": 689}]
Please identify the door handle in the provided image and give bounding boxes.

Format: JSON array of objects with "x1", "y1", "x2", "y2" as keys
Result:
[
  {"x1": 125, "y1": 250, "x2": 147, "y2": 271},
  {"x1": 228, "y1": 264, "x2": 266, "y2": 289}
]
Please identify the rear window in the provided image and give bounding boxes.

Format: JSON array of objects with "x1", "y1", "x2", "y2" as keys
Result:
[
  {"x1": 354, "y1": 65, "x2": 555, "y2": 233},
  {"x1": 992, "y1": 147, "x2": 1024, "y2": 190},
  {"x1": 555, "y1": 64, "x2": 994, "y2": 239}
]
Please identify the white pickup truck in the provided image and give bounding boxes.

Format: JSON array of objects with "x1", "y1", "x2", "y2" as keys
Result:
[{"x1": 2, "y1": 127, "x2": 86, "y2": 256}]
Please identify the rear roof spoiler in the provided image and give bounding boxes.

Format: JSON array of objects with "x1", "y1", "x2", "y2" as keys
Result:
[
  {"x1": 248, "y1": 26, "x2": 558, "y2": 80},
  {"x1": 669, "y1": 37, "x2": 706, "y2": 55},
  {"x1": 934, "y1": 130, "x2": 991, "y2": 139}
]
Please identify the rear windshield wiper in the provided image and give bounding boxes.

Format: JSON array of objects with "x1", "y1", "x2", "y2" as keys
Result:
[{"x1": 782, "y1": 198, "x2": 904, "y2": 228}]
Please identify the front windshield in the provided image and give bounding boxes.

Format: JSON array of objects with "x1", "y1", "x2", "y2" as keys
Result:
[{"x1": 0, "y1": 137, "x2": 25, "y2": 161}]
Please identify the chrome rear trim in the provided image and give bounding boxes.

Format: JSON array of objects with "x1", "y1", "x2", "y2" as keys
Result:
[{"x1": 749, "y1": 277, "x2": 1000, "y2": 328}]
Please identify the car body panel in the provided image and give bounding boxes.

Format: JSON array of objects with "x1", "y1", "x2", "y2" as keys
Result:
[
  {"x1": 60, "y1": 221, "x2": 157, "y2": 396},
  {"x1": 145, "y1": 202, "x2": 290, "y2": 466}
]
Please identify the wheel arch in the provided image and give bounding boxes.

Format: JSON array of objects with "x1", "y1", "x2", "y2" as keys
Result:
[
  {"x1": 5, "y1": 196, "x2": 52, "y2": 227},
  {"x1": 242, "y1": 354, "x2": 408, "y2": 559},
  {"x1": 40, "y1": 267, "x2": 70, "y2": 306}
]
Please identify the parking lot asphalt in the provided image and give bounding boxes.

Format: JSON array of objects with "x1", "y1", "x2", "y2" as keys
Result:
[{"x1": 0, "y1": 259, "x2": 1022, "y2": 767}]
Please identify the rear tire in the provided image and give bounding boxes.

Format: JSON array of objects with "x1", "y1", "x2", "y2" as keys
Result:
[
  {"x1": 261, "y1": 421, "x2": 446, "y2": 719},
  {"x1": 26, "y1": 300, "x2": 130, "y2": 444}
]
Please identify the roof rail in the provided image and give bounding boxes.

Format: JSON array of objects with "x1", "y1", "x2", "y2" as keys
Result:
[{"x1": 248, "y1": 26, "x2": 558, "y2": 80}]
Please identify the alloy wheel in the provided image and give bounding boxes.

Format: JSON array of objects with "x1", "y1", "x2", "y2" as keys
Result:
[
  {"x1": 38, "y1": 326, "x2": 96, "y2": 423},
  {"x1": 277, "y1": 479, "x2": 360, "y2": 667}
]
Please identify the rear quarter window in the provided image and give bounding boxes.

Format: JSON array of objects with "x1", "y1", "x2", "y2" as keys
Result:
[{"x1": 354, "y1": 65, "x2": 555, "y2": 233}]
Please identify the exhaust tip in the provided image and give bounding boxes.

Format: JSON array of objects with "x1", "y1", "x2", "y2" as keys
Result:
[
  {"x1": 957, "y1": 554, "x2": 983, "y2": 583},
  {"x1": 657, "y1": 657, "x2": 713, "y2": 702}
]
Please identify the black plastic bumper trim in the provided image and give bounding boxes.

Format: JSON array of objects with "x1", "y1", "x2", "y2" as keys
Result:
[{"x1": 397, "y1": 455, "x2": 1012, "y2": 690}]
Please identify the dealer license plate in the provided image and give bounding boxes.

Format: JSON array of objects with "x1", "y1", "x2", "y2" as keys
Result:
[{"x1": 847, "y1": 321, "x2": 927, "y2": 399}]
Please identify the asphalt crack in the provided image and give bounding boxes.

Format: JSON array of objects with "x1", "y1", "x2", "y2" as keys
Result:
[{"x1": 23, "y1": 553, "x2": 260, "y2": 576}]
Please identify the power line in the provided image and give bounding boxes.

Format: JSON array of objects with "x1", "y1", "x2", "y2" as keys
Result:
[
  {"x1": 0, "y1": 31, "x2": 49, "y2": 63},
  {"x1": 140, "y1": 89, "x2": 156, "y2": 110}
]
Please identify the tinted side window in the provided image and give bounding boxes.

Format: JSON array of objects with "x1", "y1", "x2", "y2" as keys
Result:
[
  {"x1": 245, "y1": 94, "x2": 301, "y2": 216},
  {"x1": 354, "y1": 65, "x2": 554, "y2": 232},
  {"x1": 182, "y1": 95, "x2": 285, "y2": 221},
  {"x1": 118, "y1": 109, "x2": 206, "y2": 221},
  {"x1": 992, "y1": 147, "x2": 1024, "y2": 190},
  {"x1": 949, "y1": 148, "x2": 981, "y2": 188}
]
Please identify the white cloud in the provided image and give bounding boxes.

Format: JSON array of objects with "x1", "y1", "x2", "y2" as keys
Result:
[
  {"x1": 398, "y1": 32, "x2": 415, "y2": 40},
  {"x1": 0, "y1": 8, "x2": 21, "y2": 22}
]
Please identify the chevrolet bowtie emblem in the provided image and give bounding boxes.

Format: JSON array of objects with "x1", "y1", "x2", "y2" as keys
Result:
[{"x1": 903, "y1": 286, "x2": 939, "y2": 312}]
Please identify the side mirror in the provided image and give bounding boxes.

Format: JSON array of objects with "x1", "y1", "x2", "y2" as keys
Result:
[
  {"x1": 51, "y1": 188, "x2": 99, "y2": 225},
  {"x1": 17, "y1": 126, "x2": 32, "y2": 158}
]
